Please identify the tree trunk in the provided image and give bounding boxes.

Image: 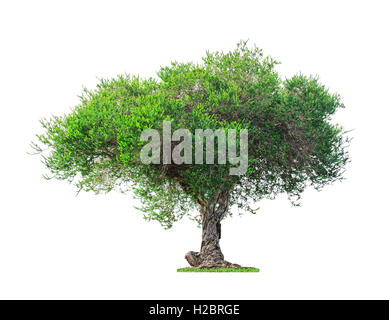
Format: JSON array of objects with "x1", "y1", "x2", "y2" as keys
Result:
[{"x1": 185, "y1": 191, "x2": 241, "y2": 268}]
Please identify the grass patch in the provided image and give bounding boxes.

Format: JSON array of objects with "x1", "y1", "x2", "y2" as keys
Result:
[{"x1": 177, "y1": 267, "x2": 259, "y2": 273}]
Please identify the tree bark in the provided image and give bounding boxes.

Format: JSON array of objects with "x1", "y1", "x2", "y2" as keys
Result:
[{"x1": 185, "y1": 191, "x2": 241, "y2": 268}]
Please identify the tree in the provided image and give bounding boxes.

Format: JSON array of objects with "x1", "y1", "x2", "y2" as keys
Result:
[{"x1": 32, "y1": 41, "x2": 350, "y2": 268}]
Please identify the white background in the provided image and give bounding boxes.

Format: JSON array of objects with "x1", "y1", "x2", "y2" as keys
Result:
[{"x1": 1, "y1": 0, "x2": 388, "y2": 299}]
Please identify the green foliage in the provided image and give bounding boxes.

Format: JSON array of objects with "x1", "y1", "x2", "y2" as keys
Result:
[{"x1": 32, "y1": 41, "x2": 350, "y2": 228}]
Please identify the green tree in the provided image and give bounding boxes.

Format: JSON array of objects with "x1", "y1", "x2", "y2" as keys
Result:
[{"x1": 32, "y1": 42, "x2": 349, "y2": 268}]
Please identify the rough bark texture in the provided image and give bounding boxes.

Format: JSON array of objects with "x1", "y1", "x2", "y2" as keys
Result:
[{"x1": 185, "y1": 191, "x2": 241, "y2": 268}]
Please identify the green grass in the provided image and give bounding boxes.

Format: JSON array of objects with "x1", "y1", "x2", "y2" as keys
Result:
[{"x1": 177, "y1": 267, "x2": 259, "y2": 273}]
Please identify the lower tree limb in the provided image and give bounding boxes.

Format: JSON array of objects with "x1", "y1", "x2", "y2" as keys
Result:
[{"x1": 185, "y1": 191, "x2": 241, "y2": 268}]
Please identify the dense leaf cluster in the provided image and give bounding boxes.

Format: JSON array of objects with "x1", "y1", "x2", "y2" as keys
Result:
[{"x1": 33, "y1": 41, "x2": 350, "y2": 228}]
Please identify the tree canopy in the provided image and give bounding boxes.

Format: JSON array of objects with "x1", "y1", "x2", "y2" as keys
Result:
[{"x1": 33, "y1": 41, "x2": 350, "y2": 228}]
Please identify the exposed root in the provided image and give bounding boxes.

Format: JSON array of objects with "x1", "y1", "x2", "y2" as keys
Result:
[
  {"x1": 185, "y1": 251, "x2": 202, "y2": 267},
  {"x1": 185, "y1": 251, "x2": 241, "y2": 269}
]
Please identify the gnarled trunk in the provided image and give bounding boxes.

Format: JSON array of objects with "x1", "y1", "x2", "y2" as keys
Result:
[{"x1": 185, "y1": 191, "x2": 240, "y2": 268}]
